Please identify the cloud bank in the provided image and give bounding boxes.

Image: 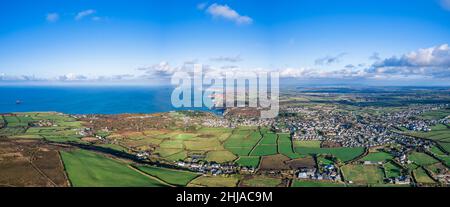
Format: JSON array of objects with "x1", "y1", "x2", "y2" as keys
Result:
[{"x1": 2, "y1": 44, "x2": 450, "y2": 85}]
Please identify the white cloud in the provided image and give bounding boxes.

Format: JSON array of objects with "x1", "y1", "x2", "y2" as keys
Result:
[
  {"x1": 206, "y1": 3, "x2": 253, "y2": 25},
  {"x1": 75, "y1": 9, "x2": 96, "y2": 20},
  {"x1": 0, "y1": 74, "x2": 42, "y2": 81},
  {"x1": 57, "y1": 73, "x2": 88, "y2": 81},
  {"x1": 278, "y1": 67, "x2": 367, "y2": 79},
  {"x1": 4, "y1": 44, "x2": 450, "y2": 84},
  {"x1": 373, "y1": 44, "x2": 450, "y2": 68},
  {"x1": 361, "y1": 44, "x2": 450, "y2": 79},
  {"x1": 315, "y1": 53, "x2": 347, "y2": 65},
  {"x1": 46, "y1": 13, "x2": 59, "y2": 22},
  {"x1": 138, "y1": 61, "x2": 179, "y2": 77}
]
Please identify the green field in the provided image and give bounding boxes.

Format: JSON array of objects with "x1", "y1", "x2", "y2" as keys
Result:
[
  {"x1": 419, "y1": 109, "x2": 450, "y2": 120},
  {"x1": 224, "y1": 128, "x2": 262, "y2": 156},
  {"x1": 250, "y1": 144, "x2": 278, "y2": 156},
  {"x1": 61, "y1": 149, "x2": 167, "y2": 187},
  {"x1": 164, "y1": 150, "x2": 188, "y2": 161},
  {"x1": 295, "y1": 147, "x2": 365, "y2": 162},
  {"x1": 383, "y1": 161, "x2": 402, "y2": 178},
  {"x1": 3, "y1": 115, "x2": 30, "y2": 127},
  {"x1": 291, "y1": 180, "x2": 345, "y2": 187},
  {"x1": 187, "y1": 175, "x2": 239, "y2": 187},
  {"x1": 429, "y1": 146, "x2": 447, "y2": 156},
  {"x1": 293, "y1": 140, "x2": 322, "y2": 148},
  {"x1": 278, "y1": 141, "x2": 302, "y2": 159},
  {"x1": 277, "y1": 133, "x2": 291, "y2": 142},
  {"x1": 96, "y1": 143, "x2": 128, "y2": 152},
  {"x1": 135, "y1": 165, "x2": 199, "y2": 186},
  {"x1": 260, "y1": 133, "x2": 277, "y2": 145},
  {"x1": 0, "y1": 127, "x2": 28, "y2": 136},
  {"x1": 400, "y1": 124, "x2": 450, "y2": 153},
  {"x1": 411, "y1": 124, "x2": 450, "y2": 141},
  {"x1": 439, "y1": 142, "x2": 450, "y2": 154},
  {"x1": 224, "y1": 129, "x2": 260, "y2": 148},
  {"x1": 341, "y1": 164, "x2": 385, "y2": 184},
  {"x1": 361, "y1": 151, "x2": 393, "y2": 162},
  {"x1": 9, "y1": 134, "x2": 42, "y2": 139},
  {"x1": 235, "y1": 156, "x2": 260, "y2": 168},
  {"x1": 413, "y1": 167, "x2": 436, "y2": 184},
  {"x1": 429, "y1": 146, "x2": 450, "y2": 166},
  {"x1": 226, "y1": 147, "x2": 254, "y2": 156},
  {"x1": 241, "y1": 176, "x2": 282, "y2": 187},
  {"x1": 205, "y1": 150, "x2": 237, "y2": 163},
  {"x1": 317, "y1": 156, "x2": 335, "y2": 166},
  {"x1": 408, "y1": 152, "x2": 439, "y2": 166}
]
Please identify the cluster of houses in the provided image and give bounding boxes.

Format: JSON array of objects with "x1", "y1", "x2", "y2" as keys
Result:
[
  {"x1": 202, "y1": 116, "x2": 274, "y2": 129},
  {"x1": 31, "y1": 120, "x2": 56, "y2": 127},
  {"x1": 176, "y1": 161, "x2": 238, "y2": 175},
  {"x1": 387, "y1": 175, "x2": 411, "y2": 185},
  {"x1": 297, "y1": 164, "x2": 341, "y2": 182},
  {"x1": 77, "y1": 127, "x2": 93, "y2": 137},
  {"x1": 402, "y1": 121, "x2": 431, "y2": 132},
  {"x1": 439, "y1": 116, "x2": 450, "y2": 125},
  {"x1": 281, "y1": 104, "x2": 450, "y2": 149}
]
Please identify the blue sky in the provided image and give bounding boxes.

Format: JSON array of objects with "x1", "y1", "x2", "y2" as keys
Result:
[{"x1": 1, "y1": 0, "x2": 450, "y2": 85}]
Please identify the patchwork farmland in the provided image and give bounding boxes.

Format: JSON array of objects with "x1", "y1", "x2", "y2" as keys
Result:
[{"x1": 0, "y1": 110, "x2": 449, "y2": 187}]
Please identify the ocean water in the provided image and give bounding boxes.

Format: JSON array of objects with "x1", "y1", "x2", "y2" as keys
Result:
[{"x1": 0, "y1": 86, "x2": 217, "y2": 114}]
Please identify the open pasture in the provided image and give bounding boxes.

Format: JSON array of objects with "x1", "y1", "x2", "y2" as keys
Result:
[
  {"x1": 135, "y1": 165, "x2": 199, "y2": 186},
  {"x1": 293, "y1": 140, "x2": 322, "y2": 148},
  {"x1": 295, "y1": 147, "x2": 365, "y2": 162},
  {"x1": 260, "y1": 133, "x2": 277, "y2": 145},
  {"x1": 187, "y1": 175, "x2": 239, "y2": 187},
  {"x1": 413, "y1": 167, "x2": 436, "y2": 185},
  {"x1": 235, "y1": 156, "x2": 260, "y2": 168},
  {"x1": 278, "y1": 141, "x2": 302, "y2": 159},
  {"x1": 205, "y1": 150, "x2": 237, "y2": 163},
  {"x1": 292, "y1": 180, "x2": 345, "y2": 187},
  {"x1": 60, "y1": 149, "x2": 167, "y2": 187},
  {"x1": 408, "y1": 152, "x2": 439, "y2": 166},
  {"x1": 407, "y1": 124, "x2": 450, "y2": 142},
  {"x1": 419, "y1": 109, "x2": 450, "y2": 120},
  {"x1": 383, "y1": 161, "x2": 402, "y2": 178},
  {"x1": 361, "y1": 151, "x2": 393, "y2": 162},
  {"x1": 240, "y1": 176, "x2": 283, "y2": 187},
  {"x1": 341, "y1": 164, "x2": 385, "y2": 184},
  {"x1": 250, "y1": 144, "x2": 278, "y2": 156}
]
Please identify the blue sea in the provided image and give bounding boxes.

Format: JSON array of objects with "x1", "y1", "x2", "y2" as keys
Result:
[{"x1": 0, "y1": 86, "x2": 217, "y2": 114}]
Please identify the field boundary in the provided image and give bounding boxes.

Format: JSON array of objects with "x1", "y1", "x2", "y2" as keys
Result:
[
  {"x1": 247, "y1": 128, "x2": 265, "y2": 156},
  {"x1": 128, "y1": 165, "x2": 175, "y2": 187},
  {"x1": 57, "y1": 151, "x2": 72, "y2": 187}
]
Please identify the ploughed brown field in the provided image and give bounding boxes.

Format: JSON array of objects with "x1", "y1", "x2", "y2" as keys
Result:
[
  {"x1": 259, "y1": 154, "x2": 291, "y2": 171},
  {"x1": 0, "y1": 139, "x2": 70, "y2": 187},
  {"x1": 321, "y1": 141, "x2": 342, "y2": 148},
  {"x1": 286, "y1": 157, "x2": 316, "y2": 169}
]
